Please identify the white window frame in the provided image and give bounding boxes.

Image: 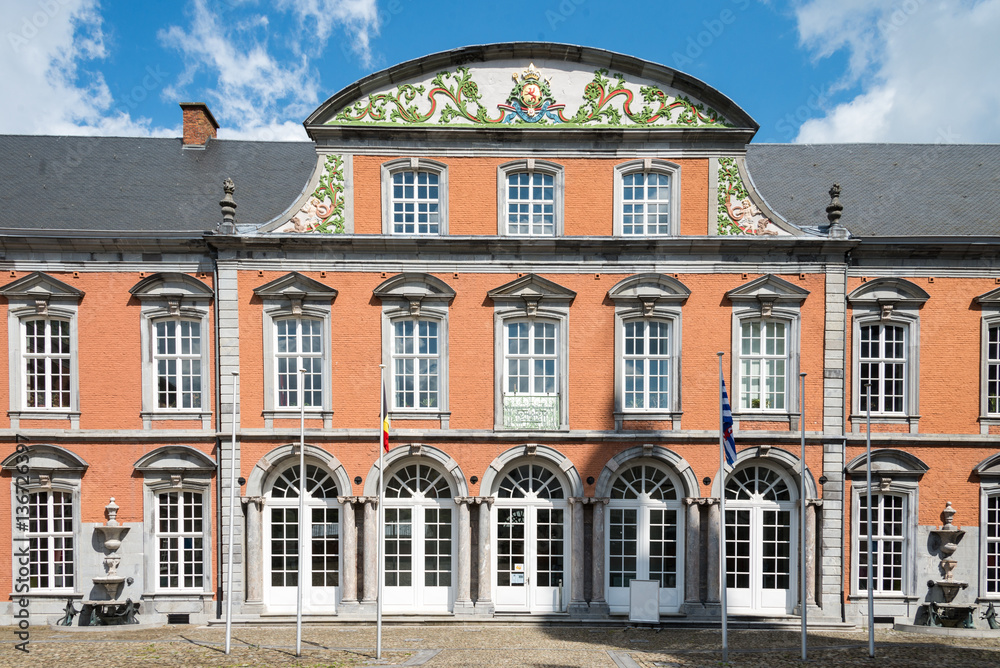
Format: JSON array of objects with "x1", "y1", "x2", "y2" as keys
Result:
[
  {"x1": 848, "y1": 278, "x2": 926, "y2": 434},
  {"x1": 154, "y1": 489, "x2": 207, "y2": 591},
  {"x1": 374, "y1": 273, "x2": 455, "y2": 427},
  {"x1": 608, "y1": 274, "x2": 690, "y2": 430},
  {"x1": 390, "y1": 317, "x2": 445, "y2": 413},
  {"x1": 494, "y1": 311, "x2": 569, "y2": 431},
  {"x1": 977, "y1": 286, "x2": 1000, "y2": 432},
  {"x1": 273, "y1": 316, "x2": 325, "y2": 410},
  {"x1": 381, "y1": 158, "x2": 448, "y2": 235},
  {"x1": 854, "y1": 491, "x2": 907, "y2": 595},
  {"x1": 255, "y1": 273, "x2": 337, "y2": 429},
  {"x1": 26, "y1": 487, "x2": 76, "y2": 592},
  {"x1": 976, "y1": 452, "x2": 1000, "y2": 600},
  {"x1": 1, "y1": 273, "x2": 83, "y2": 429},
  {"x1": 613, "y1": 159, "x2": 681, "y2": 236},
  {"x1": 497, "y1": 159, "x2": 564, "y2": 237},
  {"x1": 736, "y1": 318, "x2": 791, "y2": 412}
]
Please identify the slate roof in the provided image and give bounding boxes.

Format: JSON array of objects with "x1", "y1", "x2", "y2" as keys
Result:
[
  {"x1": 745, "y1": 143, "x2": 1000, "y2": 237},
  {"x1": 1, "y1": 135, "x2": 998, "y2": 238},
  {"x1": 0, "y1": 135, "x2": 315, "y2": 235}
]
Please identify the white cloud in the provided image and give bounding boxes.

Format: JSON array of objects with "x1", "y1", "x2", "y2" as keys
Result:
[
  {"x1": 0, "y1": 0, "x2": 173, "y2": 136},
  {"x1": 276, "y1": 0, "x2": 380, "y2": 66},
  {"x1": 793, "y1": 0, "x2": 1000, "y2": 143}
]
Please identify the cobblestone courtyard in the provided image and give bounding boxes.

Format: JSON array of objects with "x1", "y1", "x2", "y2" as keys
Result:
[{"x1": 1, "y1": 624, "x2": 999, "y2": 667}]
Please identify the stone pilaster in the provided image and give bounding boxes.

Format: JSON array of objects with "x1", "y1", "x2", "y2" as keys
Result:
[
  {"x1": 361, "y1": 497, "x2": 378, "y2": 609},
  {"x1": 589, "y1": 497, "x2": 610, "y2": 616},
  {"x1": 474, "y1": 497, "x2": 494, "y2": 614},
  {"x1": 453, "y1": 497, "x2": 475, "y2": 614},
  {"x1": 241, "y1": 496, "x2": 264, "y2": 612},
  {"x1": 682, "y1": 498, "x2": 703, "y2": 614},
  {"x1": 568, "y1": 497, "x2": 587, "y2": 615},
  {"x1": 337, "y1": 496, "x2": 360, "y2": 613},
  {"x1": 704, "y1": 498, "x2": 721, "y2": 610}
]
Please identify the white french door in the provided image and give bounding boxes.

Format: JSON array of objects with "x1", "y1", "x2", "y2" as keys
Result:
[
  {"x1": 493, "y1": 463, "x2": 568, "y2": 613},
  {"x1": 264, "y1": 463, "x2": 341, "y2": 613},
  {"x1": 606, "y1": 463, "x2": 684, "y2": 614},
  {"x1": 724, "y1": 464, "x2": 796, "y2": 615},
  {"x1": 382, "y1": 464, "x2": 455, "y2": 612}
]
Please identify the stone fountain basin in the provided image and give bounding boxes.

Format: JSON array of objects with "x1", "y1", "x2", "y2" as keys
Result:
[{"x1": 94, "y1": 525, "x2": 130, "y2": 551}]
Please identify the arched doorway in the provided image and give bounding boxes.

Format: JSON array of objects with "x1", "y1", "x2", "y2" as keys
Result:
[
  {"x1": 724, "y1": 463, "x2": 797, "y2": 614},
  {"x1": 606, "y1": 462, "x2": 685, "y2": 614},
  {"x1": 264, "y1": 462, "x2": 341, "y2": 613},
  {"x1": 381, "y1": 462, "x2": 456, "y2": 612},
  {"x1": 492, "y1": 461, "x2": 569, "y2": 613}
]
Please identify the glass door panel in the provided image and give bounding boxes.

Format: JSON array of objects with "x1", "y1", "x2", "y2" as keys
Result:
[{"x1": 496, "y1": 507, "x2": 528, "y2": 609}]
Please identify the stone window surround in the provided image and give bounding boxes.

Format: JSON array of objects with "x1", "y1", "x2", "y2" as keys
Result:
[
  {"x1": 845, "y1": 449, "x2": 926, "y2": 610},
  {"x1": 2, "y1": 444, "x2": 87, "y2": 599},
  {"x1": 135, "y1": 445, "x2": 215, "y2": 602},
  {"x1": 374, "y1": 273, "x2": 456, "y2": 427},
  {"x1": 975, "y1": 452, "x2": 1000, "y2": 599},
  {"x1": 130, "y1": 273, "x2": 215, "y2": 430},
  {"x1": 976, "y1": 287, "x2": 1000, "y2": 432},
  {"x1": 847, "y1": 278, "x2": 927, "y2": 434},
  {"x1": 380, "y1": 157, "x2": 449, "y2": 235},
  {"x1": 613, "y1": 159, "x2": 682, "y2": 237},
  {"x1": 496, "y1": 159, "x2": 565, "y2": 237},
  {"x1": 608, "y1": 274, "x2": 690, "y2": 430},
  {"x1": 1, "y1": 273, "x2": 83, "y2": 430},
  {"x1": 255, "y1": 273, "x2": 338, "y2": 429}
]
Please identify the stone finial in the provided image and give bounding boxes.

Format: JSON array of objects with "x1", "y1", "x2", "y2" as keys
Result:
[
  {"x1": 941, "y1": 501, "x2": 958, "y2": 530},
  {"x1": 826, "y1": 183, "x2": 843, "y2": 226},
  {"x1": 105, "y1": 497, "x2": 120, "y2": 526},
  {"x1": 219, "y1": 177, "x2": 237, "y2": 234}
]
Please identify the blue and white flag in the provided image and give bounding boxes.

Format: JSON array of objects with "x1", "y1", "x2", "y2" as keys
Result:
[{"x1": 721, "y1": 379, "x2": 737, "y2": 468}]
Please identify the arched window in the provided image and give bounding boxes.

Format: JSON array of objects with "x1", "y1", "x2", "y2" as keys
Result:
[
  {"x1": 269, "y1": 463, "x2": 339, "y2": 498},
  {"x1": 497, "y1": 463, "x2": 565, "y2": 499}
]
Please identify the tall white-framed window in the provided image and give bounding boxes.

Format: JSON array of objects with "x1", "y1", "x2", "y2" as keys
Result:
[
  {"x1": 255, "y1": 272, "x2": 337, "y2": 429},
  {"x1": 738, "y1": 319, "x2": 788, "y2": 411},
  {"x1": 392, "y1": 319, "x2": 440, "y2": 410},
  {"x1": 154, "y1": 320, "x2": 203, "y2": 411},
  {"x1": 156, "y1": 490, "x2": 205, "y2": 590},
  {"x1": 622, "y1": 319, "x2": 672, "y2": 411},
  {"x1": 374, "y1": 273, "x2": 455, "y2": 427},
  {"x1": 985, "y1": 493, "x2": 1000, "y2": 594},
  {"x1": 27, "y1": 489, "x2": 75, "y2": 591},
  {"x1": 23, "y1": 318, "x2": 72, "y2": 410},
  {"x1": 497, "y1": 160, "x2": 564, "y2": 237},
  {"x1": 614, "y1": 160, "x2": 681, "y2": 236},
  {"x1": 856, "y1": 492, "x2": 906, "y2": 593},
  {"x1": 274, "y1": 316, "x2": 324, "y2": 409},
  {"x1": 608, "y1": 274, "x2": 689, "y2": 429},
  {"x1": 988, "y1": 325, "x2": 1000, "y2": 416},
  {"x1": 859, "y1": 323, "x2": 906, "y2": 414},
  {"x1": 131, "y1": 273, "x2": 214, "y2": 430},
  {"x1": 381, "y1": 158, "x2": 448, "y2": 235},
  {"x1": 489, "y1": 274, "x2": 574, "y2": 431},
  {"x1": 848, "y1": 278, "x2": 926, "y2": 433},
  {"x1": 1, "y1": 272, "x2": 83, "y2": 429}
]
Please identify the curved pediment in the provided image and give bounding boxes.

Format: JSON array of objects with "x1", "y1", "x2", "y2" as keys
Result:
[
  {"x1": 847, "y1": 278, "x2": 929, "y2": 306},
  {"x1": 306, "y1": 43, "x2": 755, "y2": 133},
  {"x1": 129, "y1": 273, "x2": 214, "y2": 300},
  {"x1": 846, "y1": 449, "x2": 929, "y2": 478},
  {"x1": 607, "y1": 273, "x2": 690, "y2": 304},
  {"x1": 373, "y1": 273, "x2": 456, "y2": 302},
  {"x1": 974, "y1": 452, "x2": 1000, "y2": 479},
  {"x1": 134, "y1": 445, "x2": 216, "y2": 472},
  {"x1": 1, "y1": 444, "x2": 88, "y2": 472}
]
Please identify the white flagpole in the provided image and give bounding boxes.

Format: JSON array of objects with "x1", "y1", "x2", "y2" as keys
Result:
[
  {"x1": 377, "y1": 364, "x2": 386, "y2": 660},
  {"x1": 717, "y1": 352, "x2": 728, "y2": 666},
  {"x1": 799, "y1": 372, "x2": 807, "y2": 661},
  {"x1": 224, "y1": 371, "x2": 239, "y2": 654},
  {"x1": 296, "y1": 368, "x2": 306, "y2": 657},
  {"x1": 866, "y1": 382, "x2": 875, "y2": 659}
]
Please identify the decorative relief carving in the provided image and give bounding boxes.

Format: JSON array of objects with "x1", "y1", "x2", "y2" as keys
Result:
[
  {"x1": 717, "y1": 157, "x2": 783, "y2": 236},
  {"x1": 332, "y1": 66, "x2": 731, "y2": 129},
  {"x1": 274, "y1": 155, "x2": 345, "y2": 234}
]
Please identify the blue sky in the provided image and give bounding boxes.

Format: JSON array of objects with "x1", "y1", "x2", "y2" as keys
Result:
[{"x1": 3, "y1": 0, "x2": 999, "y2": 143}]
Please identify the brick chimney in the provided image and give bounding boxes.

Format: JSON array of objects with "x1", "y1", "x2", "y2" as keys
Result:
[{"x1": 180, "y1": 102, "x2": 219, "y2": 147}]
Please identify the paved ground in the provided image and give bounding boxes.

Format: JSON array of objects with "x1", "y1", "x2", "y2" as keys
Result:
[{"x1": 1, "y1": 624, "x2": 999, "y2": 667}]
